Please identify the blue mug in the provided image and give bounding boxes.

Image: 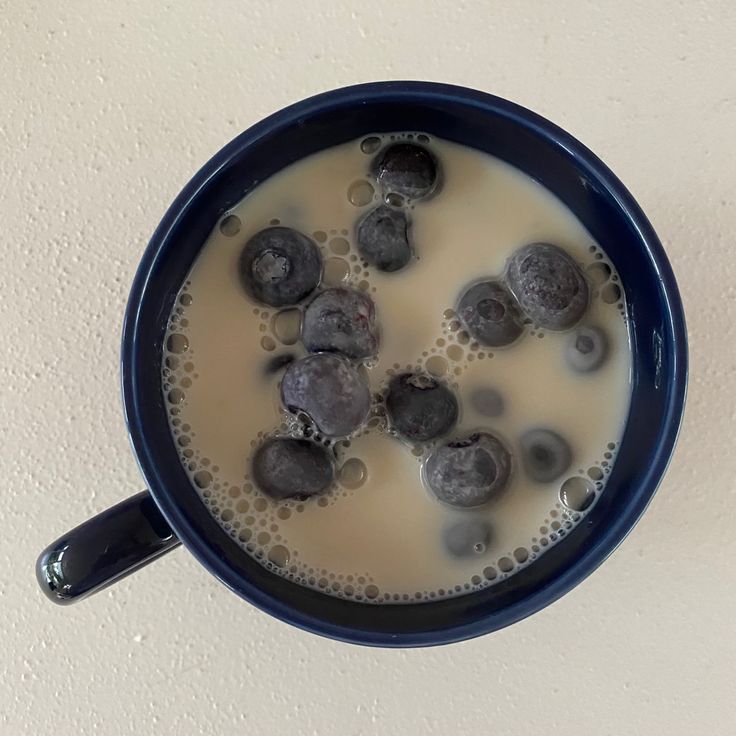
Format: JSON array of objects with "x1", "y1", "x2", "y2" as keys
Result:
[{"x1": 37, "y1": 82, "x2": 687, "y2": 647}]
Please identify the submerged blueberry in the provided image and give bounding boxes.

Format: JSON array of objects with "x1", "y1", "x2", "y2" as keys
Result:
[
  {"x1": 457, "y1": 280, "x2": 524, "y2": 347},
  {"x1": 506, "y1": 243, "x2": 589, "y2": 330},
  {"x1": 565, "y1": 326, "x2": 608, "y2": 373},
  {"x1": 264, "y1": 353, "x2": 295, "y2": 375},
  {"x1": 281, "y1": 353, "x2": 371, "y2": 437},
  {"x1": 442, "y1": 518, "x2": 491, "y2": 558},
  {"x1": 373, "y1": 142, "x2": 439, "y2": 200},
  {"x1": 469, "y1": 387, "x2": 505, "y2": 418},
  {"x1": 520, "y1": 428, "x2": 572, "y2": 483},
  {"x1": 302, "y1": 288, "x2": 379, "y2": 360},
  {"x1": 425, "y1": 432, "x2": 511, "y2": 508},
  {"x1": 239, "y1": 227, "x2": 322, "y2": 307},
  {"x1": 252, "y1": 437, "x2": 333, "y2": 500},
  {"x1": 356, "y1": 205, "x2": 412, "y2": 272},
  {"x1": 385, "y1": 373, "x2": 458, "y2": 442}
]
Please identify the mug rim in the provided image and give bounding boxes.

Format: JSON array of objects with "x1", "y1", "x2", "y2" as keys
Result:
[{"x1": 121, "y1": 81, "x2": 688, "y2": 646}]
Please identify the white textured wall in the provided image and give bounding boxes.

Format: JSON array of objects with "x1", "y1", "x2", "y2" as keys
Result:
[{"x1": 2, "y1": 2, "x2": 735, "y2": 734}]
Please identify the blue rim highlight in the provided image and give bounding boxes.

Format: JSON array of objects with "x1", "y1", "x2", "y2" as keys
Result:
[{"x1": 121, "y1": 81, "x2": 687, "y2": 647}]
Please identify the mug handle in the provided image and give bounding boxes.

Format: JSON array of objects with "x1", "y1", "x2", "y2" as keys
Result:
[{"x1": 36, "y1": 491, "x2": 181, "y2": 605}]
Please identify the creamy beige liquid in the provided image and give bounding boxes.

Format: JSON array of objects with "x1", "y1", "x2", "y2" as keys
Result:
[{"x1": 162, "y1": 133, "x2": 631, "y2": 603}]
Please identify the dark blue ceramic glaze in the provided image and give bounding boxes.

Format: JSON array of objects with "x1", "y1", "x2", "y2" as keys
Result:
[
  {"x1": 37, "y1": 82, "x2": 687, "y2": 647},
  {"x1": 36, "y1": 492, "x2": 180, "y2": 604}
]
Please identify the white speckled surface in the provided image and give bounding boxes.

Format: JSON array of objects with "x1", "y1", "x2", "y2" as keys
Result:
[{"x1": 2, "y1": 2, "x2": 734, "y2": 733}]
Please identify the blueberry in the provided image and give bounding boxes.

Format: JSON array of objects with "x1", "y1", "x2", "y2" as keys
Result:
[
  {"x1": 239, "y1": 227, "x2": 322, "y2": 307},
  {"x1": 385, "y1": 373, "x2": 458, "y2": 442},
  {"x1": 252, "y1": 436, "x2": 334, "y2": 500},
  {"x1": 425, "y1": 432, "x2": 511, "y2": 508},
  {"x1": 264, "y1": 353, "x2": 295, "y2": 376},
  {"x1": 356, "y1": 205, "x2": 412, "y2": 272},
  {"x1": 565, "y1": 326, "x2": 608, "y2": 373},
  {"x1": 506, "y1": 243, "x2": 589, "y2": 330},
  {"x1": 469, "y1": 387, "x2": 505, "y2": 418},
  {"x1": 281, "y1": 353, "x2": 371, "y2": 437},
  {"x1": 373, "y1": 143, "x2": 439, "y2": 200},
  {"x1": 302, "y1": 288, "x2": 379, "y2": 360},
  {"x1": 442, "y1": 518, "x2": 491, "y2": 558},
  {"x1": 457, "y1": 280, "x2": 524, "y2": 347},
  {"x1": 520, "y1": 428, "x2": 572, "y2": 483}
]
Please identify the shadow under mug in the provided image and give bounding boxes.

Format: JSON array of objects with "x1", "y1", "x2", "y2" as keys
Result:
[{"x1": 36, "y1": 81, "x2": 687, "y2": 647}]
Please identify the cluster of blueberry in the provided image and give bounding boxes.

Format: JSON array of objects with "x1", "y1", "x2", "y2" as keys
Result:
[
  {"x1": 354, "y1": 142, "x2": 438, "y2": 271},
  {"x1": 236, "y1": 139, "x2": 611, "y2": 561},
  {"x1": 457, "y1": 241, "x2": 606, "y2": 365},
  {"x1": 238, "y1": 141, "x2": 445, "y2": 503},
  {"x1": 433, "y1": 240, "x2": 610, "y2": 553}
]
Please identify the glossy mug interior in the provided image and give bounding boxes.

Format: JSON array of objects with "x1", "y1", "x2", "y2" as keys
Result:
[{"x1": 37, "y1": 82, "x2": 687, "y2": 647}]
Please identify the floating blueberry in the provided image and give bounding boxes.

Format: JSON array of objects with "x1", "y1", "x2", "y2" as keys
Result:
[
  {"x1": 239, "y1": 227, "x2": 322, "y2": 307},
  {"x1": 385, "y1": 373, "x2": 458, "y2": 442},
  {"x1": 506, "y1": 243, "x2": 589, "y2": 330},
  {"x1": 457, "y1": 280, "x2": 524, "y2": 347},
  {"x1": 281, "y1": 353, "x2": 371, "y2": 437},
  {"x1": 442, "y1": 518, "x2": 491, "y2": 558},
  {"x1": 356, "y1": 205, "x2": 412, "y2": 272},
  {"x1": 565, "y1": 326, "x2": 608, "y2": 373},
  {"x1": 520, "y1": 428, "x2": 572, "y2": 483},
  {"x1": 373, "y1": 143, "x2": 439, "y2": 200},
  {"x1": 302, "y1": 288, "x2": 379, "y2": 360},
  {"x1": 252, "y1": 436, "x2": 334, "y2": 500},
  {"x1": 425, "y1": 432, "x2": 511, "y2": 508}
]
